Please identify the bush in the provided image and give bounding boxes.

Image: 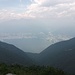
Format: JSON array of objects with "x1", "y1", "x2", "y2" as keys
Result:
[{"x1": 0, "y1": 63, "x2": 67, "y2": 75}]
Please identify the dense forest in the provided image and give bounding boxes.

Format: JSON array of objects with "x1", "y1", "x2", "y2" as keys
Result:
[{"x1": 0, "y1": 63, "x2": 67, "y2": 75}]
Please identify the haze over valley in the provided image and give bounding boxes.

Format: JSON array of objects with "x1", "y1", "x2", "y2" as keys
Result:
[{"x1": 0, "y1": 32, "x2": 71, "y2": 53}]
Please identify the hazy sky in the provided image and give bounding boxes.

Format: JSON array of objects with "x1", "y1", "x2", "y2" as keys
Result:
[
  {"x1": 0, "y1": 0, "x2": 75, "y2": 20},
  {"x1": 0, "y1": 0, "x2": 75, "y2": 36},
  {"x1": 0, "y1": 0, "x2": 75, "y2": 53}
]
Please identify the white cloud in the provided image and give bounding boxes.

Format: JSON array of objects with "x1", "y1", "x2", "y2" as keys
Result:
[
  {"x1": 25, "y1": 1, "x2": 75, "y2": 19},
  {"x1": 0, "y1": 9, "x2": 35, "y2": 21},
  {"x1": 0, "y1": 0, "x2": 75, "y2": 20},
  {"x1": 32, "y1": 0, "x2": 75, "y2": 6}
]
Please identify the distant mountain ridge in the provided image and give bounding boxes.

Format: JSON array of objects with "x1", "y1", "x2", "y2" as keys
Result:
[{"x1": 0, "y1": 41, "x2": 33, "y2": 65}]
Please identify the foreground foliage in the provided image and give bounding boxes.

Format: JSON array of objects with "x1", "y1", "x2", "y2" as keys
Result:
[{"x1": 0, "y1": 63, "x2": 67, "y2": 75}]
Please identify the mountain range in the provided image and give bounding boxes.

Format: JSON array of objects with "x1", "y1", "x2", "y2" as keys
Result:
[
  {"x1": 38, "y1": 37, "x2": 75, "y2": 74},
  {"x1": 0, "y1": 38, "x2": 75, "y2": 74}
]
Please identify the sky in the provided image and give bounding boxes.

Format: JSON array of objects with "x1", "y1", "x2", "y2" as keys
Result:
[
  {"x1": 0, "y1": 0, "x2": 75, "y2": 36},
  {"x1": 0, "y1": 0, "x2": 75, "y2": 20},
  {"x1": 0, "y1": 0, "x2": 75, "y2": 53}
]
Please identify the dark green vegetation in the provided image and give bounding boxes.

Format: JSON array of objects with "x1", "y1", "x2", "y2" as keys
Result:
[{"x1": 0, "y1": 63, "x2": 66, "y2": 75}]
